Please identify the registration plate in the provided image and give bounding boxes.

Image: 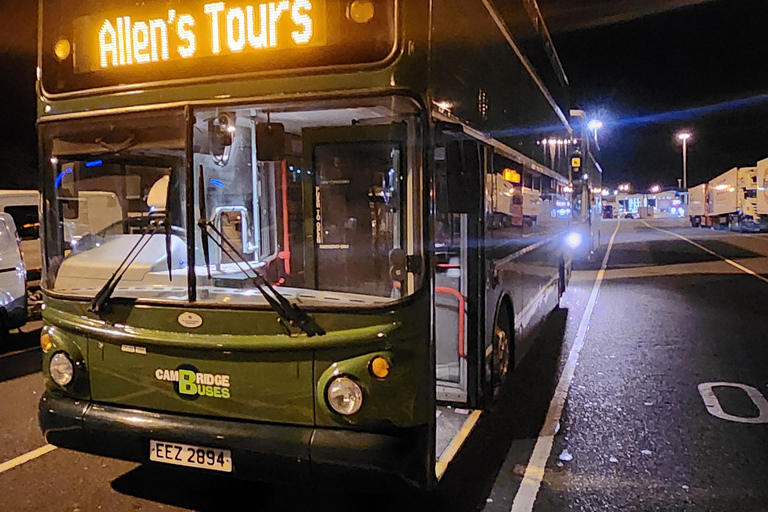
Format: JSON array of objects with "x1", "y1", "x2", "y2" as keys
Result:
[{"x1": 149, "y1": 440, "x2": 232, "y2": 473}]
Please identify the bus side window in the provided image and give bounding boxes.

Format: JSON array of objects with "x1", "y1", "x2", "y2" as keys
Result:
[{"x1": 445, "y1": 140, "x2": 481, "y2": 214}]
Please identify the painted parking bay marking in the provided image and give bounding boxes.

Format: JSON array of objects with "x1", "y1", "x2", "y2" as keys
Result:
[
  {"x1": 0, "y1": 444, "x2": 57, "y2": 474},
  {"x1": 698, "y1": 382, "x2": 768, "y2": 424}
]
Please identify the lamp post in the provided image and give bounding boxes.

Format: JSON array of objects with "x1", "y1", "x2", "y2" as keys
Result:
[
  {"x1": 677, "y1": 131, "x2": 692, "y2": 190},
  {"x1": 588, "y1": 120, "x2": 603, "y2": 146}
]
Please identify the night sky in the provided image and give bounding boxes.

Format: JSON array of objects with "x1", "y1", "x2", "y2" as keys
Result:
[
  {"x1": 548, "y1": 0, "x2": 768, "y2": 190},
  {"x1": 0, "y1": 0, "x2": 765, "y2": 191}
]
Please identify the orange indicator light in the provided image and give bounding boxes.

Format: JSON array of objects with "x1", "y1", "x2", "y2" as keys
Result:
[
  {"x1": 40, "y1": 333, "x2": 53, "y2": 352},
  {"x1": 370, "y1": 357, "x2": 390, "y2": 379}
]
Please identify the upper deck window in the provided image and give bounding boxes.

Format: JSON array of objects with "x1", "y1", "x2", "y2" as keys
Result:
[{"x1": 41, "y1": 0, "x2": 396, "y2": 95}]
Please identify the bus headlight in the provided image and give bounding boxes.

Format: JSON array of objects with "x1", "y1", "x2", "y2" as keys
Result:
[
  {"x1": 327, "y1": 376, "x2": 363, "y2": 416},
  {"x1": 566, "y1": 232, "x2": 582, "y2": 249},
  {"x1": 49, "y1": 352, "x2": 74, "y2": 387}
]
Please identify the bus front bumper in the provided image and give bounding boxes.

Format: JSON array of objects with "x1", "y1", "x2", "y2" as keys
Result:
[{"x1": 39, "y1": 392, "x2": 429, "y2": 488}]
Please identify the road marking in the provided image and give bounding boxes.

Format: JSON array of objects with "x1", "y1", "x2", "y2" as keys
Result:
[
  {"x1": 0, "y1": 445, "x2": 57, "y2": 474},
  {"x1": 510, "y1": 220, "x2": 621, "y2": 512},
  {"x1": 698, "y1": 382, "x2": 768, "y2": 424},
  {"x1": 642, "y1": 221, "x2": 768, "y2": 285},
  {"x1": 435, "y1": 410, "x2": 483, "y2": 481}
]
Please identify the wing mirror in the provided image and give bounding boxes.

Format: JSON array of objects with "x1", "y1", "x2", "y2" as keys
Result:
[{"x1": 255, "y1": 122, "x2": 286, "y2": 162}]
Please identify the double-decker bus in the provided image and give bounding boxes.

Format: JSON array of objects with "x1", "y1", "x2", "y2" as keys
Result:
[{"x1": 38, "y1": 0, "x2": 600, "y2": 488}]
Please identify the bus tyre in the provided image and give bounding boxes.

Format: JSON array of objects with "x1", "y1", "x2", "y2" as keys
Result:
[
  {"x1": 492, "y1": 303, "x2": 513, "y2": 396},
  {"x1": 0, "y1": 311, "x2": 8, "y2": 344}
]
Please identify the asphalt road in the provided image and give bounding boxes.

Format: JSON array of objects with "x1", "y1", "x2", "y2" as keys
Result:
[{"x1": 1, "y1": 218, "x2": 767, "y2": 511}]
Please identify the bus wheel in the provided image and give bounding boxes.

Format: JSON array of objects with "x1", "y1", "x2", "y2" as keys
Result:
[
  {"x1": 493, "y1": 303, "x2": 513, "y2": 396},
  {"x1": 0, "y1": 313, "x2": 8, "y2": 344}
]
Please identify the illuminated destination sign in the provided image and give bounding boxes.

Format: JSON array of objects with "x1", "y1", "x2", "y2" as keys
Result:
[
  {"x1": 41, "y1": 0, "x2": 396, "y2": 94},
  {"x1": 90, "y1": 1, "x2": 324, "y2": 72}
]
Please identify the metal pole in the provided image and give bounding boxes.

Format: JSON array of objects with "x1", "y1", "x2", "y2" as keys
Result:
[{"x1": 682, "y1": 139, "x2": 688, "y2": 190}]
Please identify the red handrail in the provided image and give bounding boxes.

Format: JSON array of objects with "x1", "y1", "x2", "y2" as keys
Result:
[
  {"x1": 392, "y1": 281, "x2": 467, "y2": 359},
  {"x1": 436, "y1": 287, "x2": 466, "y2": 359},
  {"x1": 279, "y1": 160, "x2": 291, "y2": 274}
]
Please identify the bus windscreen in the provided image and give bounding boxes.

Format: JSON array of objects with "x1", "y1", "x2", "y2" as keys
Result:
[{"x1": 41, "y1": 0, "x2": 396, "y2": 95}]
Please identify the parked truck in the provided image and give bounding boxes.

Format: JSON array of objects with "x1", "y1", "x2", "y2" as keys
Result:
[
  {"x1": 755, "y1": 158, "x2": 768, "y2": 230},
  {"x1": 705, "y1": 167, "x2": 763, "y2": 231},
  {"x1": 688, "y1": 183, "x2": 707, "y2": 227}
]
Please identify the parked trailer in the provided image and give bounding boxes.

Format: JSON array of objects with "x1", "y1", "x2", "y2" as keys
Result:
[
  {"x1": 706, "y1": 167, "x2": 762, "y2": 231},
  {"x1": 688, "y1": 184, "x2": 707, "y2": 227},
  {"x1": 755, "y1": 158, "x2": 768, "y2": 231}
]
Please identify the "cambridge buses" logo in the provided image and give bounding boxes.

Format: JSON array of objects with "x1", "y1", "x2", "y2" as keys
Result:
[{"x1": 155, "y1": 366, "x2": 231, "y2": 399}]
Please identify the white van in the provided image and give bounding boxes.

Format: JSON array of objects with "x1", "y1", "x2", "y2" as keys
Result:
[
  {"x1": 0, "y1": 190, "x2": 124, "y2": 284},
  {"x1": 0, "y1": 190, "x2": 41, "y2": 278},
  {"x1": 0, "y1": 212, "x2": 28, "y2": 336}
]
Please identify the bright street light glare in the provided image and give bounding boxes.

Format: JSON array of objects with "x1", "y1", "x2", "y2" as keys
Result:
[
  {"x1": 677, "y1": 131, "x2": 692, "y2": 142},
  {"x1": 588, "y1": 120, "x2": 603, "y2": 131},
  {"x1": 566, "y1": 232, "x2": 582, "y2": 249}
]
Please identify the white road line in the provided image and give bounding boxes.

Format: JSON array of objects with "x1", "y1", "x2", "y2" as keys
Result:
[
  {"x1": 642, "y1": 221, "x2": 768, "y2": 285},
  {"x1": 0, "y1": 445, "x2": 57, "y2": 474},
  {"x1": 510, "y1": 220, "x2": 621, "y2": 512}
]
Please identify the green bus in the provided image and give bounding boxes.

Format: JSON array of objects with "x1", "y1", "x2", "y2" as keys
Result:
[{"x1": 37, "y1": 0, "x2": 600, "y2": 488}]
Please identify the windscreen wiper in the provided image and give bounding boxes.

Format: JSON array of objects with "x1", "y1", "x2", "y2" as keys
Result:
[
  {"x1": 197, "y1": 218, "x2": 326, "y2": 337},
  {"x1": 198, "y1": 165, "x2": 212, "y2": 280},
  {"x1": 88, "y1": 223, "x2": 161, "y2": 313}
]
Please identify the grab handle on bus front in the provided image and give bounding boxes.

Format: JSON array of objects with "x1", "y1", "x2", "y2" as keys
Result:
[{"x1": 435, "y1": 287, "x2": 466, "y2": 359}]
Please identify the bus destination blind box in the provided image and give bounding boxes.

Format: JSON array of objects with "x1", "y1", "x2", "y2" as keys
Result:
[
  {"x1": 86, "y1": 0, "x2": 327, "y2": 73},
  {"x1": 41, "y1": 0, "x2": 397, "y2": 95}
]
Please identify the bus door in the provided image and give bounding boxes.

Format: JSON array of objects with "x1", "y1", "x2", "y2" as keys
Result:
[{"x1": 434, "y1": 138, "x2": 483, "y2": 404}]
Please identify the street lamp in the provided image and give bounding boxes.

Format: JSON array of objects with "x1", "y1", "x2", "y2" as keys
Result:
[
  {"x1": 677, "y1": 131, "x2": 693, "y2": 190},
  {"x1": 588, "y1": 120, "x2": 603, "y2": 145},
  {"x1": 650, "y1": 185, "x2": 661, "y2": 194}
]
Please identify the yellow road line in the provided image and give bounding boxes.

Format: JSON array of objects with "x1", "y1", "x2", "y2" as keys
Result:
[
  {"x1": 0, "y1": 445, "x2": 57, "y2": 474},
  {"x1": 435, "y1": 410, "x2": 483, "y2": 481},
  {"x1": 642, "y1": 221, "x2": 768, "y2": 285}
]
